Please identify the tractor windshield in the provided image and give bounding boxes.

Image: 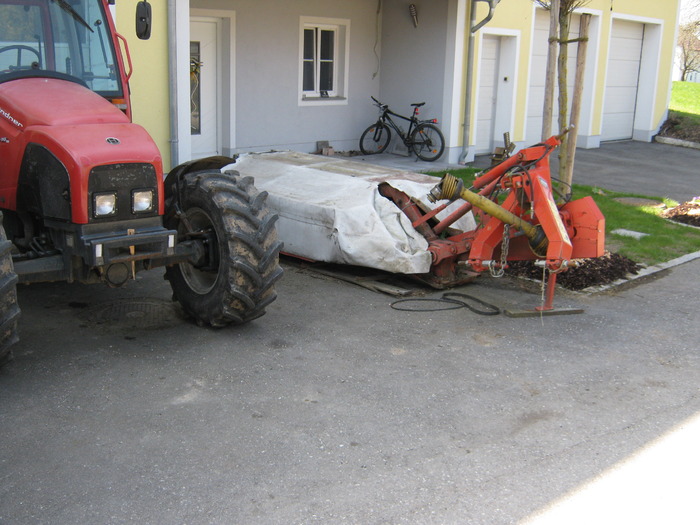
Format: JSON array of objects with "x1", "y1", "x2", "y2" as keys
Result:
[{"x1": 0, "y1": 0, "x2": 123, "y2": 97}]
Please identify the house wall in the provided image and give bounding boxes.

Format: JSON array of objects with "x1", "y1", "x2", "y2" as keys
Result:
[
  {"x1": 470, "y1": 0, "x2": 680, "y2": 152},
  {"x1": 189, "y1": 0, "x2": 381, "y2": 156},
  {"x1": 114, "y1": 0, "x2": 172, "y2": 168},
  {"x1": 117, "y1": 0, "x2": 680, "y2": 169},
  {"x1": 378, "y1": 0, "x2": 453, "y2": 150}
]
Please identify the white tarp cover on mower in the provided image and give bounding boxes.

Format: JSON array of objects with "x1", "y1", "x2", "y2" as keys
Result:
[{"x1": 230, "y1": 152, "x2": 476, "y2": 274}]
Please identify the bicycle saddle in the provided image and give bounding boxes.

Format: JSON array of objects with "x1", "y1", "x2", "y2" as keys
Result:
[{"x1": 411, "y1": 102, "x2": 426, "y2": 107}]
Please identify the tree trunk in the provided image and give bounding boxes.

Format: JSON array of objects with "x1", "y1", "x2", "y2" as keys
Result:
[
  {"x1": 557, "y1": 7, "x2": 570, "y2": 182},
  {"x1": 564, "y1": 13, "x2": 591, "y2": 188},
  {"x1": 542, "y1": 0, "x2": 560, "y2": 141}
]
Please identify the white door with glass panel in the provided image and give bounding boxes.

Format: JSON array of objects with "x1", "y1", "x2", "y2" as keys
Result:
[{"x1": 190, "y1": 19, "x2": 220, "y2": 158}]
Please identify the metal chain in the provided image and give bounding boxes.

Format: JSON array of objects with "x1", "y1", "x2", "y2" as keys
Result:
[
  {"x1": 489, "y1": 224, "x2": 510, "y2": 278},
  {"x1": 540, "y1": 264, "x2": 547, "y2": 324}
]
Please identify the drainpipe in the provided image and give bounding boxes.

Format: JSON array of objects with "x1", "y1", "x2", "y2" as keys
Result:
[
  {"x1": 458, "y1": 1, "x2": 477, "y2": 164},
  {"x1": 458, "y1": 0, "x2": 500, "y2": 165},
  {"x1": 167, "y1": 0, "x2": 179, "y2": 169}
]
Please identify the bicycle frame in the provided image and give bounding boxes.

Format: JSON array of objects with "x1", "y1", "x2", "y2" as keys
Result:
[
  {"x1": 361, "y1": 96, "x2": 444, "y2": 161},
  {"x1": 377, "y1": 107, "x2": 421, "y2": 143}
]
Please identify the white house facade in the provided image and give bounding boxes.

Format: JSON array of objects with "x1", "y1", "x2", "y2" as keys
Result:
[{"x1": 125, "y1": 0, "x2": 680, "y2": 168}]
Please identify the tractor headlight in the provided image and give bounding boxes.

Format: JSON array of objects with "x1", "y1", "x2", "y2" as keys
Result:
[
  {"x1": 89, "y1": 164, "x2": 159, "y2": 222},
  {"x1": 132, "y1": 189, "x2": 154, "y2": 213},
  {"x1": 94, "y1": 192, "x2": 117, "y2": 217}
]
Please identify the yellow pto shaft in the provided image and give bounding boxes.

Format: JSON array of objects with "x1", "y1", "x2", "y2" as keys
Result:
[{"x1": 428, "y1": 174, "x2": 548, "y2": 255}]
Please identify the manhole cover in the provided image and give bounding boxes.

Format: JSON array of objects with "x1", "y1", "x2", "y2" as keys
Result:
[{"x1": 79, "y1": 298, "x2": 182, "y2": 332}]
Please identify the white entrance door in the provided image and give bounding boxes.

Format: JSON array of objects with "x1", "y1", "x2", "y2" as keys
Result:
[
  {"x1": 475, "y1": 35, "x2": 500, "y2": 154},
  {"x1": 601, "y1": 19, "x2": 644, "y2": 141},
  {"x1": 475, "y1": 34, "x2": 517, "y2": 155},
  {"x1": 190, "y1": 19, "x2": 220, "y2": 157}
]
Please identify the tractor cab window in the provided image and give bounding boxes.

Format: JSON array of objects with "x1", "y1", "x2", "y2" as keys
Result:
[
  {"x1": 0, "y1": 4, "x2": 45, "y2": 70},
  {"x1": 0, "y1": 0, "x2": 123, "y2": 97}
]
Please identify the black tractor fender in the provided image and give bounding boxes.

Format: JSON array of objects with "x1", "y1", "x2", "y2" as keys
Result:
[{"x1": 164, "y1": 155, "x2": 238, "y2": 211}]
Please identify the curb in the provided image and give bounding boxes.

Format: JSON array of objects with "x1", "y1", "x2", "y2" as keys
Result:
[
  {"x1": 654, "y1": 136, "x2": 700, "y2": 150},
  {"x1": 580, "y1": 249, "x2": 700, "y2": 294}
]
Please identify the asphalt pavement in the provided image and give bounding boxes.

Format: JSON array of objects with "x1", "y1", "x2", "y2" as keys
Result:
[
  {"x1": 1, "y1": 141, "x2": 699, "y2": 524},
  {"x1": 354, "y1": 138, "x2": 700, "y2": 203}
]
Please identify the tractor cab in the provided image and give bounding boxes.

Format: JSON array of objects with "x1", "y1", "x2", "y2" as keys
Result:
[{"x1": 0, "y1": 0, "x2": 132, "y2": 116}]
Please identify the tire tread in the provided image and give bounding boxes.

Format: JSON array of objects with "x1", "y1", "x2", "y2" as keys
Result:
[{"x1": 164, "y1": 170, "x2": 283, "y2": 327}]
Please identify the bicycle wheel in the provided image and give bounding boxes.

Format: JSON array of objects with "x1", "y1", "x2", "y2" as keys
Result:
[
  {"x1": 411, "y1": 123, "x2": 445, "y2": 161},
  {"x1": 360, "y1": 123, "x2": 391, "y2": 154}
]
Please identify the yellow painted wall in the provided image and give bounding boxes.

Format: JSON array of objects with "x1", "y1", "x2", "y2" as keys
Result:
[
  {"x1": 472, "y1": 0, "x2": 535, "y2": 141},
  {"x1": 471, "y1": 0, "x2": 680, "y2": 143},
  {"x1": 114, "y1": 1, "x2": 172, "y2": 170}
]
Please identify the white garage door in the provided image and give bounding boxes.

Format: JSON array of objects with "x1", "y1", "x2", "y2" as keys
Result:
[
  {"x1": 601, "y1": 20, "x2": 644, "y2": 141},
  {"x1": 525, "y1": 9, "x2": 581, "y2": 145}
]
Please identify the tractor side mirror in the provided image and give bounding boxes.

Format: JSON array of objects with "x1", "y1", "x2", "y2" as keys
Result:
[{"x1": 136, "y1": 1, "x2": 152, "y2": 40}]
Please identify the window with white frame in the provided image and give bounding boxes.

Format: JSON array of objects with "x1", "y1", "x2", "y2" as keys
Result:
[{"x1": 300, "y1": 17, "x2": 349, "y2": 104}]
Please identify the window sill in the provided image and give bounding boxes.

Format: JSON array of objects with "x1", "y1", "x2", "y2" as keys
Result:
[{"x1": 299, "y1": 96, "x2": 348, "y2": 107}]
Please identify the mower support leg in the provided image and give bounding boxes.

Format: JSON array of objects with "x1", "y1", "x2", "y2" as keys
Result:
[{"x1": 536, "y1": 272, "x2": 558, "y2": 312}]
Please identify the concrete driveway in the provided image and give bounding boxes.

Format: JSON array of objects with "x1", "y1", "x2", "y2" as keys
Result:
[
  {"x1": 1, "y1": 252, "x2": 698, "y2": 523},
  {"x1": 2, "y1": 140, "x2": 699, "y2": 523},
  {"x1": 549, "y1": 140, "x2": 700, "y2": 203}
]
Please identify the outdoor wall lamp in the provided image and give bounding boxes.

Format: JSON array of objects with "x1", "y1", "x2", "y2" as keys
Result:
[{"x1": 409, "y1": 4, "x2": 418, "y2": 27}]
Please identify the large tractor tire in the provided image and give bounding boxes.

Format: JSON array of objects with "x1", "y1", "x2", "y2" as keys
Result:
[
  {"x1": 0, "y1": 213, "x2": 20, "y2": 366},
  {"x1": 164, "y1": 170, "x2": 283, "y2": 327}
]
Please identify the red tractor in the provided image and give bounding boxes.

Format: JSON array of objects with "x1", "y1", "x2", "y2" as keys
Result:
[{"x1": 0, "y1": 0, "x2": 282, "y2": 364}]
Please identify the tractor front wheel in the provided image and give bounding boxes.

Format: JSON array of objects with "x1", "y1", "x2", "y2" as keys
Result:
[{"x1": 164, "y1": 170, "x2": 283, "y2": 327}]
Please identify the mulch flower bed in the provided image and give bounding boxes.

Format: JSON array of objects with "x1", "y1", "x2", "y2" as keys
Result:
[
  {"x1": 505, "y1": 199, "x2": 700, "y2": 290},
  {"x1": 660, "y1": 199, "x2": 700, "y2": 227},
  {"x1": 506, "y1": 252, "x2": 641, "y2": 291}
]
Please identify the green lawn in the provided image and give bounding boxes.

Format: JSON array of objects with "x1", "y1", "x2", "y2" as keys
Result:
[
  {"x1": 669, "y1": 81, "x2": 700, "y2": 114},
  {"x1": 571, "y1": 186, "x2": 700, "y2": 266},
  {"x1": 666, "y1": 81, "x2": 700, "y2": 135}
]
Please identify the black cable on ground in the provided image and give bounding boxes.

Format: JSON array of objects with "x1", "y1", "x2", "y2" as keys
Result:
[
  {"x1": 390, "y1": 292, "x2": 500, "y2": 315},
  {"x1": 442, "y1": 292, "x2": 501, "y2": 315}
]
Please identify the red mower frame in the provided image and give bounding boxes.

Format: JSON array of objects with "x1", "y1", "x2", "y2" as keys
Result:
[{"x1": 380, "y1": 134, "x2": 606, "y2": 311}]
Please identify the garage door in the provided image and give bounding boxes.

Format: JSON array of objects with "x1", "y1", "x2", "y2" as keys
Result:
[
  {"x1": 525, "y1": 9, "x2": 581, "y2": 145},
  {"x1": 601, "y1": 20, "x2": 644, "y2": 141}
]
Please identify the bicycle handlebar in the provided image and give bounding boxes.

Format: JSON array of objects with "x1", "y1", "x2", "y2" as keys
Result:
[
  {"x1": 370, "y1": 96, "x2": 426, "y2": 111},
  {"x1": 371, "y1": 95, "x2": 388, "y2": 111}
]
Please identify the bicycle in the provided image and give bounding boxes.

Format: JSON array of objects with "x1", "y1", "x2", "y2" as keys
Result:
[{"x1": 359, "y1": 96, "x2": 445, "y2": 161}]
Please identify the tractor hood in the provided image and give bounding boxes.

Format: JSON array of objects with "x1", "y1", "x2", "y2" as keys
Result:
[
  {"x1": 0, "y1": 75, "x2": 161, "y2": 172},
  {"x1": 0, "y1": 76, "x2": 163, "y2": 223},
  {"x1": 0, "y1": 77, "x2": 129, "y2": 128}
]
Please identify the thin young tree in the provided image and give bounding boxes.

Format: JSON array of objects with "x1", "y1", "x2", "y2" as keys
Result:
[
  {"x1": 681, "y1": 0, "x2": 700, "y2": 21},
  {"x1": 535, "y1": 0, "x2": 590, "y2": 187},
  {"x1": 678, "y1": 20, "x2": 700, "y2": 81},
  {"x1": 541, "y1": 0, "x2": 559, "y2": 141}
]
